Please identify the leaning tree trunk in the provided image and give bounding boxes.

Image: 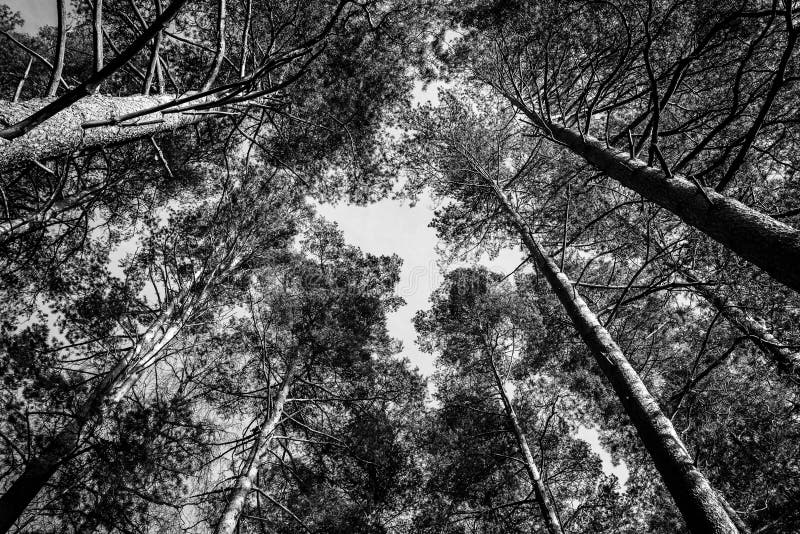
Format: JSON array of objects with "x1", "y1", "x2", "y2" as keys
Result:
[
  {"x1": 487, "y1": 354, "x2": 563, "y2": 534},
  {"x1": 0, "y1": 260, "x2": 225, "y2": 532},
  {"x1": 215, "y1": 357, "x2": 298, "y2": 534},
  {"x1": 611, "y1": 210, "x2": 800, "y2": 375},
  {"x1": 481, "y1": 176, "x2": 743, "y2": 534},
  {"x1": 688, "y1": 279, "x2": 800, "y2": 374},
  {"x1": 0, "y1": 95, "x2": 209, "y2": 171},
  {"x1": 501, "y1": 93, "x2": 800, "y2": 296}
]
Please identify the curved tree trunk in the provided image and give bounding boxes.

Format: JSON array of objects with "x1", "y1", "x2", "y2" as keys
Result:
[
  {"x1": 482, "y1": 175, "x2": 743, "y2": 534},
  {"x1": 45, "y1": 0, "x2": 67, "y2": 97},
  {"x1": 215, "y1": 357, "x2": 298, "y2": 534},
  {"x1": 500, "y1": 93, "x2": 800, "y2": 295}
]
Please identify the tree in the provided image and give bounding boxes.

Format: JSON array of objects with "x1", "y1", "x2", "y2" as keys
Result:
[
  {"x1": 0, "y1": 0, "x2": 425, "y2": 170},
  {"x1": 416, "y1": 268, "x2": 564, "y2": 534},
  {"x1": 403, "y1": 93, "x2": 746, "y2": 533},
  {"x1": 0, "y1": 164, "x2": 306, "y2": 531},
  {"x1": 186, "y1": 220, "x2": 423, "y2": 533},
  {"x1": 441, "y1": 0, "x2": 800, "y2": 294}
]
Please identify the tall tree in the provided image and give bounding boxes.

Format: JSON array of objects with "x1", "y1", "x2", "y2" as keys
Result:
[
  {"x1": 0, "y1": 165, "x2": 306, "y2": 531},
  {"x1": 441, "y1": 0, "x2": 800, "y2": 294},
  {"x1": 403, "y1": 94, "x2": 746, "y2": 533}
]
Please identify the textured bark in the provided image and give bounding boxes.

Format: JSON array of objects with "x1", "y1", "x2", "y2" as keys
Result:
[
  {"x1": 0, "y1": 0, "x2": 189, "y2": 141},
  {"x1": 0, "y1": 94, "x2": 207, "y2": 171},
  {"x1": 215, "y1": 358, "x2": 297, "y2": 534},
  {"x1": 503, "y1": 95, "x2": 800, "y2": 295},
  {"x1": 483, "y1": 177, "x2": 742, "y2": 534},
  {"x1": 488, "y1": 356, "x2": 563, "y2": 534}
]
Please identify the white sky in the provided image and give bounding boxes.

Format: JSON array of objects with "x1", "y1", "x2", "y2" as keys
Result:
[
  {"x1": 315, "y1": 191, "x2": 524, "y2": 376},
  {"x1": 4, "y1": 0, "x2": 55, "y2": 33}
]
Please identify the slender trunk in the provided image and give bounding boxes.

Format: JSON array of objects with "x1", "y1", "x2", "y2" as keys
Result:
[
  {"x1": 92, "y1": 0, "x2": 103, "y2": 76},
  {"x1": 46, "y1": 0, "x2": 67, "y2": 97},
  {"x1": 0, "y1": 94, "x2": 207, "y2": 171},
  {"x1": 143, "y1": 0, "x2": 164, "y2": 95},
  {"x1": 482, "y1": 176, "x2": 742, "y2": 534},
  {"x1": 203, "y1": 0, "x2": 227, "y2": 91},
  {"x1": 487, "y1": 355, "x2": 563, "y2": 534},
  {"x1": 239, "y1": 0, "x2": 252, "y2": 78},
  {"x1": 215, "y1": 358, "x2": 298, "y2": 534},
  {"x1": 501, "y1": 93, "x2": 800, "y2": 295},
  {"x1": 12, "y1": 58, "x2": 33, "y2": 103}
]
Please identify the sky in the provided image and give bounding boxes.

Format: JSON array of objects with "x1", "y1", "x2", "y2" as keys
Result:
[
  {"x1": 4, "y1": 0, "x2": 55, "y2": 33},
  {"x1": 7, "y1": 2, "x2": 629, "y2": 486}
]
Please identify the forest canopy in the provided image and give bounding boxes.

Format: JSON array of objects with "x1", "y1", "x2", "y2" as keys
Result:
[{"x1": 0, "y1": 1, "x2": 799, "y2": 533}]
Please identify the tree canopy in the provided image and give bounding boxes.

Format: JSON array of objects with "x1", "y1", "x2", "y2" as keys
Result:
[{"x1": 1, "y1": 1, "x2": 799, "y2": 533}]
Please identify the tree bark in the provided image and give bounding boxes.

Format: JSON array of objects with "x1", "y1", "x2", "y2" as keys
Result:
[
  {"x1": 46, "y1": 0, "x2": 67, "y2": 97},
  {"x1": 487, "y1": 355, "x2": 563, "y2": 534},
  {"x1": 0, "y1": 0, "x2": 189, "y2": 141},
  {"x1": 482, "y1": 175, "x2": 743, "y2": 534},
  {"x1": 0, "y1": 94, "x2": 208, "y2": 171},
  {"x1": 92, "y1": 0, "x2": 104, "y2": 76},
  {"x1": 214, "y1": 357, "x2": 297, "y2": 534},
  {"x1": 500, "y1": 93, "x2": 800, "y2": 295}
]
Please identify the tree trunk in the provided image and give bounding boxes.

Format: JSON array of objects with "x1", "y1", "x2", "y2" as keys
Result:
[
  {"x1": 501, "y1": 93, "x2": 800, "y2": 295},
  {"x1": 92, "y1": 0, "x2": 103, "y2": 76},
  {"x1": 487, "y1": 355, "x2": 563, "y2": 534},
  {"x1": 482, "y1": 176, "x2": 743, "y2": 534},
  {"x1": 46, "y1": 0, "x2": 67, "y2": 97},
  {"x1": 611, "y1": 210, "x2": 800, "y2": 375},
  {"x1": 202, "y1": 0, "x2": 227, "y2": 91},
  {"x1": 215, "y1": 357, "x2": 298, "y2": 534},
  {"x1": 0, "y1": 282, "x2": 209, "y2": 531},
  {"x1": 0, "y1": 94, "x2": 208, "y2": 171},
  {"x1": 0, "y1": 0, "x2": 189, "y2": 141}
]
